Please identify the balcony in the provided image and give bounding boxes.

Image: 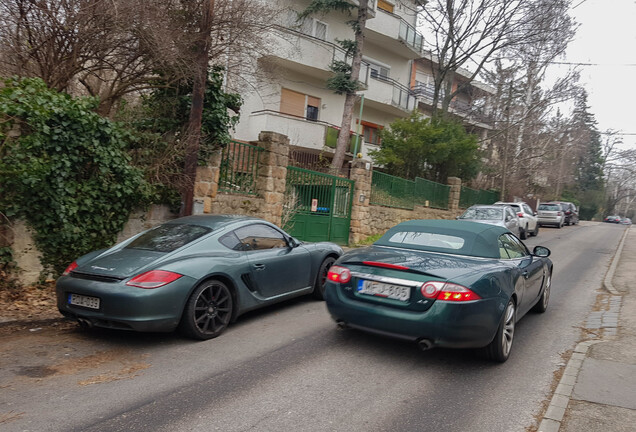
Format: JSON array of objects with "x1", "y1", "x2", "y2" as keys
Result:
[
  {"x1": 267, "y1": 26, "x2": 370, "y2": 86},
  {"x1": 364, "y1": 74, "x2": 417, "y2": 113},
  {"x1": 365, "y1": 9, "x2": 424, "y2": 58},
  {"x1": 245, "y1": 110, "x2": 364, "y2": 153},
  {"x1": 412, "y1": 85, "x2": 494, "y2": 127}
]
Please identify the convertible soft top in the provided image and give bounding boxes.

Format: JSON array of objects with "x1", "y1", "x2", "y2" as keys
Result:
[{"x1": 374, "y1": 219, "x2": 511, "y2": 259}]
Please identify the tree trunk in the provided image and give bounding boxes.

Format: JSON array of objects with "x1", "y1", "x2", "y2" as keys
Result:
[
  {"x1": 330, "y1": 0, "x2": 368, "y2": 173},
  {"x1": 182, "y1": 0, "x2": 215, "y2": 216}
]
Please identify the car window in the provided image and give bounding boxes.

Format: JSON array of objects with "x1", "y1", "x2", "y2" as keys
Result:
[
  {"x1": 538, "y1": 204, "x2": 560, "y2": 211},
  {"x1": 498, "y1": 234, "x2": 527, "y2": 259},
  {"x1": 523, "y1": 204, "x2": 533, "y2": 214},
  {"x1": 234, "y1": 224, "x2": 288, "y2": 251},
  {"x1": 509, "y1": 204, "x2": 521, "y2": 212},
  {"x1": 386, "y1": 231, "x2": 465, "y2": 249},
  {"x1": 460, "y1": 207, "x2": 503, "y2": 220},
  {"x1": 126, "y1": 224, "x2": 212, "y2": 253},
  {"x1": 219, "y1": 231, "x2": 243, "y2": 251}
]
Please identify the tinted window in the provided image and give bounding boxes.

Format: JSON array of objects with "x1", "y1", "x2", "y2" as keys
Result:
[
  {"x1": 219, "y1": 231, "x2": 242, "y2": 251},
  {"x1": 126, "y1": 224, "x2": 212, "y2": 253},
  {"x1": 234, "y1": 224, "x2": 287, "y2": 251}
]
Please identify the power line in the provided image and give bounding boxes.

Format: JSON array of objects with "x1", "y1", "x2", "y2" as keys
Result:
[{"x1": 550, "y1": 61, "x2": 636, "y2": 67}]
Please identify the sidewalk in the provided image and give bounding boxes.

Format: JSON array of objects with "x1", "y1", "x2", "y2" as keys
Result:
[{"x1": 539, "y1": 226, "x2": 636, "y2": 432}]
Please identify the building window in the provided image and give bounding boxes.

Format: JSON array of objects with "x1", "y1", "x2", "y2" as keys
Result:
[
  {"x1": 280, "y1": 88, "x2": 321, "y2": 121},
  {"x1": 366, "y1": 58, "x2": 390, "y2": 80},
  {"x1": 378, "y1": 0, "x2": 394, "y2": 13},
  {"x1": 360, "y1": 121, "x2": 382, "y2": 146}
]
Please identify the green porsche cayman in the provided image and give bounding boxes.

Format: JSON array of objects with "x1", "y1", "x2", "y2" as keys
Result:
[
  {"x1": 325, "y1": 219, "x2": 553, "y2": 362},
  {"x1": 56, "y1": 215, "x2": 342, "y2": 340}
]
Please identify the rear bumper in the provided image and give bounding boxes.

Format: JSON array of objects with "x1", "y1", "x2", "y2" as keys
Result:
[{"x1": 325, "y1": 283, "x2": 504, "y2": 348}]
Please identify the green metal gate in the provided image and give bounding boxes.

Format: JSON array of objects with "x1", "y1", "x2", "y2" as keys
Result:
[{"x1": 284, "y1": 166, "x2": 354, "y2": 245}]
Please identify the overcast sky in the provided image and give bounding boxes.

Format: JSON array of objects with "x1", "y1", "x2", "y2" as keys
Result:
[{"x1": 553, "y1": 0, "x2": 636, "y2": 150}]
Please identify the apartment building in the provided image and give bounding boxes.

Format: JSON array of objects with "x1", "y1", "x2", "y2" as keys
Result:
[
  {"x1": 232, "y1": 0, "x2": 494, "y2": 170},
  {"x1": 232, "y1": 0, "x2": 424, "y2": 169}
]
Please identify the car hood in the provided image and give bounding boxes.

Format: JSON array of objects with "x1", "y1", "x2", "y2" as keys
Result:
[
  {"x1": 340, "y1": 245, "x2": 500, "y2": 281},
  {"x1": 74, "y1": 248, "x2": 166, "y2": 279}
]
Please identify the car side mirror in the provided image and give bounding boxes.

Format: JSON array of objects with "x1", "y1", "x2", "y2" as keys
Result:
[
  {"x1": 533, "y1": 212, "x2": 537, "y2": 216},
  {"x1": 287, "y1": 237, "x2": 299, "y2": 248},
  {"x1": 533, "y1": 246, "x2": 551, "y2": 257}
]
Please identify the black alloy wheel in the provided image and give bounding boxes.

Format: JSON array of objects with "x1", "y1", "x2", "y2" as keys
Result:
[
  {"x1": 180, "y1": 279, "x2": 233, "y2": 340},
  {"x1": 313, "y1": 256, "x2": 336, "y2": 300}
]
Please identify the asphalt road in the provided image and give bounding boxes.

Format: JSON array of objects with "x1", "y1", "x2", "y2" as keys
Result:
[{"x1": 0, "y1": 221, "x2": 627, "y2": 432}]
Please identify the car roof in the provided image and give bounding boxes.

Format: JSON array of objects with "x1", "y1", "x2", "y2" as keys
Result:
[
  {"x1": 375, "y1": 219, "x2": 511, "y2": 259},
  {"x1": 164, "y1": 214, "x2": 262, "y2": 229}
]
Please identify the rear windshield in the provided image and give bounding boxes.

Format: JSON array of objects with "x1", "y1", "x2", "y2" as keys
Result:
[
  {"x1": 126, "y1": 224, "x2": 212, "y2": 252},
  {"x1": 538, "y1": 204, "x2": 560, "y2": 211},
  {"x1": 386, "y1": 231, "x2": 466, "y2": 250},
  {"x1": 459, "y1": 207, "x2": 502, "y2": 220}
]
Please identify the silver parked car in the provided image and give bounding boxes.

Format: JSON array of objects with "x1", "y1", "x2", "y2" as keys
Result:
[
  {"x1": 494, "y1": 201, "x2": 539, "y2": 239},
  {"x1": 537, "y1": 202, "x2": 565, "y2": 228},
  {"x1": 458, "y1": 205, "x2": 521, "y2": 237}
]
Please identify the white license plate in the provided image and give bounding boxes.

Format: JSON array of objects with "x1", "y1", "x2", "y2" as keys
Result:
[
  {"x1": 357, "y1": 280, "x2": 411, "y2": 301},
  {"x1": 68, "y1": 293, "x2": 100, "y2": 309}
]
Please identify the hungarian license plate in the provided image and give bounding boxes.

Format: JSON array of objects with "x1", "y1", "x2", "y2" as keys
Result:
[
  {"x1": 68, "y1": 293, "x2": 100, "y2": 309},
  {"x1": 357, "y1": 280, "x2": 411, "y2": 301}
]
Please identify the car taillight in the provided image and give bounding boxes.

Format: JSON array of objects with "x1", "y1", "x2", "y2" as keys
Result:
[
  {"x1": 327, "y1": 265, "x2": 351, "y2": 284},
  {"x1": 420, "y1": 281, "x2": 481, "y2": 302},
  {"x1": 517, "y1": 212, "x2": 524, "y2": 218},
  {"x1": 62, "y1": 261, "x2": 78, "y2": 276},
  {"x1": 557, "y1": 211, "x2": 562, "y2": 216},
  {"x1": 126, "y1": 270, "x2": 183, "y2": 289}
]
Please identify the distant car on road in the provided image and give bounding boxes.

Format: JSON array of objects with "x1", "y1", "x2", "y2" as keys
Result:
[
  {"x1": 494, "y1": 201, "x2": 539, "y2": 239},
  {"x1": 621, "y1": 217, "x2": 632, "y2": 225},
  {"x1": 604, "y1": 215, "x2": 621, "y2": 223},
  {"x1": 56, "y1": 215, "x2": 342, "y2": 340},
  {"x1": 537, "y1": 202, "x2": 565, "y2": 228},
  {"x1": 325, "y1": 219, "x2": 553, "y2": 362},
  {"x1": 458, "y1": 205, "x2": 521, "y2": 237},
  {"x1": 556, "y1": 201, "x2": 579, "y2": 225}
]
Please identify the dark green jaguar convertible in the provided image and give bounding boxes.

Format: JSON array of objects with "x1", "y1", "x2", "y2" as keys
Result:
[
  {"x1": 325, "y1": 219, "x2": 552, "y2": 362},
  {"x1": 56, "y1": 215, "x2": 342, "y2": 340}
]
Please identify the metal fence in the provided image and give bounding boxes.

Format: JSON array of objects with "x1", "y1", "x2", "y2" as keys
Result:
[
  {"x1": 415, "y1": 177, "x2": 450, "y2": 209},
  {"x1": 218, "y1": 141, "x2": 263, "y2": 195},
  {"x1": 460, "y1": 186, "x2": 499, "y2": 208},
  {"x1": 370, "y1": 171, "x2": 415, "y2": 210}
]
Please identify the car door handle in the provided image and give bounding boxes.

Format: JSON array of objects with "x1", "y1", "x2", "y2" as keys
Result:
[{"x1": 253, "y1": 264, "x2": 266, "y2": 271}]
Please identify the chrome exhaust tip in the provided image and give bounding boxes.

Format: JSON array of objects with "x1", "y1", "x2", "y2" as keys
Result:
[
  {"x1": 336, "y1": 320, "x2": 347, "y2": 330},
  {"x1": 77, "y1": 318, "x2": 93, "y2": 328}
]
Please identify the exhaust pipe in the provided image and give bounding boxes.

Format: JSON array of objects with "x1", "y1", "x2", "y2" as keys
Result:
[
  {"x1": 77, "y1": 318, "x2": 93, "y2": 329},
  {"x1": 418, "y1": 339, "x2": 433, "y2": 351},
  {"x1": 336, "y1": 320, "x2": 347, "y2": 330}
]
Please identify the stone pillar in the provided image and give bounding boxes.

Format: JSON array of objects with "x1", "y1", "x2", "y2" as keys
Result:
[
  {"x1": 349, "y1": 159, "x2": 373, "y2": 244},
  {"x1": 447, "y1": 177, "x2": 462, "y2": 212},
  {"x1": 196, "y1": 150, "x2": 221, "y2": 214},
  {"x1": 255, "y1": 131, "x2": 290, "y2": 226}
]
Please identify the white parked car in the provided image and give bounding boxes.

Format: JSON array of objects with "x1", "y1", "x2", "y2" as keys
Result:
[
  {"x1": 494, "y1": 201, "x2": 539, "y2": 239},
  {"x1": 457, "y1": 205, "x2": 521, "y2": 238}
]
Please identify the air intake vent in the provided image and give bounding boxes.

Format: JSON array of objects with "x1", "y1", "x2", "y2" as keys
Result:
[{"x1": 241, "y1": 273, "x2": 257, "y2": 292}]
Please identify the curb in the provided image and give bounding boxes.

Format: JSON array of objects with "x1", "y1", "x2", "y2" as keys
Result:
[
  {"x1": 0, "y1": 316, "x2": 67, "y2": 330},
  {"x1": 603, "y1": 225, "x2": 630, "y2": 295},
  {"x1": 538, "y1": 225, "x2": 629, "y2": 432}
]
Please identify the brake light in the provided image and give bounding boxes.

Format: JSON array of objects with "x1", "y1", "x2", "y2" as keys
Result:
[
  {"x1": 557, "y1": 212, "x2": 562, "y2": 216},
  {"x1": 420, "y1": 281, "x2": 480, "y2": 302},
  {"x1": 62, "y1": 261, "x2": 78, "y2": 276},
  {"x1": 126, "y1": 270, "x2": 183, "y2": 289},
  {"x1": 327, "y1": 265, "x2": 351, "y2": 284},
  {"x1": 517, "y1": 212, "x2": 524, "y2": 218},
  {"x1": 362, "y1": 261, "x2": 409, "y2": 270}
]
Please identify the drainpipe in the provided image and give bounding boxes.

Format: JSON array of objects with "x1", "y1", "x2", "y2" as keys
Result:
[{"x1": 353, "y1": 94, "x2": 365, "y2": 158}]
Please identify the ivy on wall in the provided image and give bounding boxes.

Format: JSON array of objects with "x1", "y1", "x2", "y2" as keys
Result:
[{"x1": 0, "y1": 77, "x2": 150, "y2": 276}]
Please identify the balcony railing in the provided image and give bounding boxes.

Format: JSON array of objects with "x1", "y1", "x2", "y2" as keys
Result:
[
  {"x1": 369, "y1": 72, "x2": 417, "y2": 111},
  {"x1": 412, "y1": 85, "x2": 494, "y2": 126},
  {"x1": 398, "y1": 20, "x2": 424, "y2": 53}
]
